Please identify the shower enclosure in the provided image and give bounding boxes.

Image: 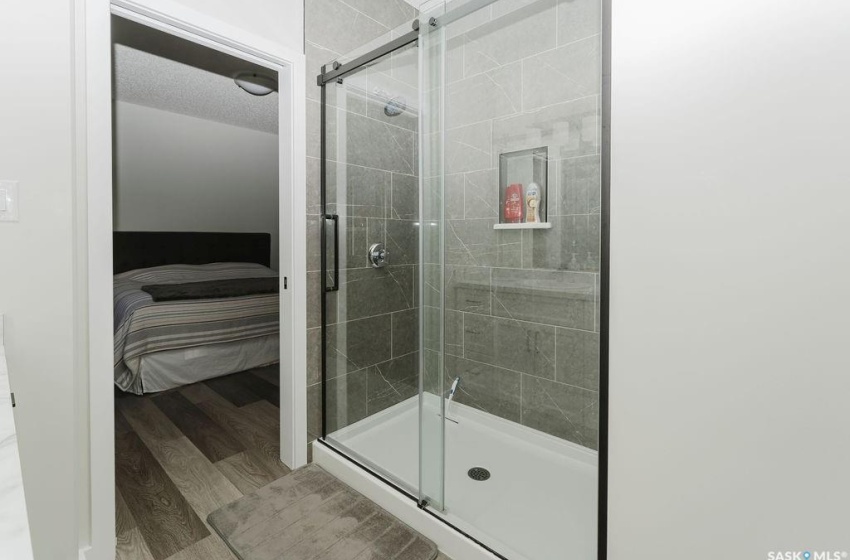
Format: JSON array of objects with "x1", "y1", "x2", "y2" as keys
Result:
[{"x1": 315, "y1": 0, "x2": 608, "y2": 557}]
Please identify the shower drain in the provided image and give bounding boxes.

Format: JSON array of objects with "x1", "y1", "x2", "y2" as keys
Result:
[{"x1": 467, "y1": 467, "x2": 491, "y2": 481}]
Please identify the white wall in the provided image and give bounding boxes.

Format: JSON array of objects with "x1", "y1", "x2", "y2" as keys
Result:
[
  {"x1": 608, "y1": 0, "x2": 850, "y2": 557},
  {"x1": 0, "y1": 1, "x2": 302, "y2": 559},
  {"x1": 134, "y1": 0, "x2": 304, "y2": 54},
  {"x1": 0, "y1": 2, "x2": 80, "y2": 559},
  {"x1": 114, "y1": 101, "x2": 280, "y2": 269}
]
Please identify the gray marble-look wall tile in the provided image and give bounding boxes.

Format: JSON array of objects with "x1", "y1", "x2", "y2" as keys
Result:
[
  {"x1": 446, "y1": 61, "x2": 522, "y2": 128},
  {"x1": 522, "y1": 35, "x2": 600, "y2": 111},
  {"x1": 521, "y1": 374, "x2": 598, "y2": 449},
  {"x1": 325, "y1": 369, "x2": 370, "y2": 433},
  {"x1": 446, "y1": 219, "x2": 522, "y2": 267},
  {"x1": 391, "y1": 36, "x2": 420, "y2": 87},
  {"x1": 463, "y1": 0, "x2": 556, "y2": 76},
  {"x1": 385, "y1": 219, "x2": 418, "y2": 265},
  {"x1": 369, "y1": 217, "x2": 388, "y2": 249},
  {"x1": 464, "y1": 169, "x2": 499, "y2": 219},
  {"x1": 412, "y1": 266, "x2": 424, "y2": 312},
  {"x1": 341, "y1": 0, "x2": 416, "y2": 31},
  {"x1": 423, "y1": 305, "x2": 440, "y2": 352},
  {"x1": 341, "y1": 265, "x2": 415, "y2": 320},
  {"x1": 446, "y1": 36, "x2": 465, "y2": 84},
  {"x1": 556, "y1": 0, "x2": 600, "y2": 46},
  {"x1": 306, "y1": 41, "x2": 340, "y2": 103},
  {"x1": 306, "y1": 0, "x2": 390, "y2": 55},
  {"x1": 306, "y1": 156, "x2": 324, "y2": 216},
  {"x1": 444, "y1": 0, "x2": 492, "y2": 39},
  {"x1": 423, "y1": 306, "x2": 464, "y2": 358},
  {"x1": 364, "y1": 71, "x2": 419, "y2": 132},
  {"x1": 445, "y1": 121, "x2": 492, "y2": 174},
  {"x1": 555, "y1": 327, "x2": 598, "y2": 390},
  {"x1": 307, "y1": 214, "x2": 322, "y2": 272},
  {"x1": 443, "y1": 173, "x2": 465, "y2": 220},
  {"x1": 342, "y1": 163, "x2": 391, "y2": 218},
  {"x1": 346, "y1": 112, "x2": 415, "y2": 174},
  {"x1": 491, "y1": 267, "x2": 594, "y2": 329},
  {"x1": 445, "y1": 265, "x2": 491, "y2": 313},
  {"x1": 463, "y1": 313, "x2": 556, "y2": 379},
  {"x1": 367, "y1": 352, "x2": 419, "y2": 414},
  {"x1": 445, "y1": 356, "x2": 522, "y2": 422},
  {"x1": 492, "y1": 95, "x2": 598, "y2": 163},
  {"x1": 423, "y1": 263, "x2": 441, "y2": 308},
  {"x1": 528, "y1": 214, "x2": 600, "y2": 272},
  {"x1": 556, "y1": 155, "x2": 601, "y2": 216},
  {"x1": 307, "y1": 99, "x2": 327, "y2": 160},
  {"x1": 445, "y1": 309, "x2": 464, "y2": 357},
  {"x1": 307, "y1": 327, "x2": 322, "y2": 386},
  {"x1": 341, "y1": 217, "x2": 369, "y2": 269},
  {"x1": 422, "y1": 348, "x2": 442, "y2": 396},
  {"x1": 489, "y1": 0, "x2": 543, "y2": 17},
  {"x1": 391, "y1": 309, "x2": 418, "y2": 357},
  {"x1": 344, "y1": 76, "x2": 370, "y2": 117},
  {"x1": 391, "y1": 173, "x2": 418, "y2": 220},
  {"x1": 326, "y1": 314, "x2": 392, "y2": 378},
  {"x1": 307, "y1": 270, "x2": 337, "y2": 328}
]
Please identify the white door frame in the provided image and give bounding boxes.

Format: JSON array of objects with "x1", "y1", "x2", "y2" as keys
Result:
[{"x1": 79, "y1": 1, "x2": 307, "y2": 558}]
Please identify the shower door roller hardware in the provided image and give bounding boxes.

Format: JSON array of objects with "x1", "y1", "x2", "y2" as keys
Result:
[{"x1": 368, "y1": 243, "x2": 389, "y2": 268}]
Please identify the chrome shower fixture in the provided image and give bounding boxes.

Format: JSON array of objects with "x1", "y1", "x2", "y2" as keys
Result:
[
  {"x1": 384, "y1": 96, "x2": 406, "y2": 116},
  {"x1": 374, "y1": 87, "x2": 407, "y2": 116}
]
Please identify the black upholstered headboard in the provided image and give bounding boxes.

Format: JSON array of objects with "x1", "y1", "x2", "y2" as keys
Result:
[{"x1": 113, "y1": 231, "x2": 271, "y2": 274}]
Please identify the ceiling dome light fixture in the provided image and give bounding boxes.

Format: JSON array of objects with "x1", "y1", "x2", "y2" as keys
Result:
[{"x1": 234, "y1": 72, "x2": 277, "y2": 96}]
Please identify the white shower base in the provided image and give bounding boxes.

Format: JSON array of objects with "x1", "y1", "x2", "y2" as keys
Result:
[{"x1": 318, "y1": 394, "x2": 597, "y2": 560}]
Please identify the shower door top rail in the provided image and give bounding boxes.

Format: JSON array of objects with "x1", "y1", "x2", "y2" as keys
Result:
[
  {"x1": 315, "y1": 0, "x2": 502, "y2": 87},
  {"x1": 316, "y1": 21, "x2": 419, "y2": 86}
]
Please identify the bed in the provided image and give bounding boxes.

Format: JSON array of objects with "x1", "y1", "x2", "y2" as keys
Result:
[{"x1": 113, "y1": 232, "x2": 280, "y2": 395}]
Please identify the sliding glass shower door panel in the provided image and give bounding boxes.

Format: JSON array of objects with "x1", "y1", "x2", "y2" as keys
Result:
[
  {"x1": 321, "y1": 40, "x2": 423, "y2": 495},
  {"x1": 418, "y1": 0, "x2": 603, "y2": 557},
  {"x1": 418, "y1": 2, "x2": 448, "y2": 511}
]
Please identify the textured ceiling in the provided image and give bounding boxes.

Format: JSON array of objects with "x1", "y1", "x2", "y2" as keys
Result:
[{"x1": 112, "y1": 17, "x2": 278, "y2": 134}]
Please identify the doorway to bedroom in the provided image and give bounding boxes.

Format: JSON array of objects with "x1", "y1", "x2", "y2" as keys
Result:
[{"x1": 109, "y1": 15, "x2": 293, "y2": 558}]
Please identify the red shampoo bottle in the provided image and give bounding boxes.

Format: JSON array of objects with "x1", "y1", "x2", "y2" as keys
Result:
[{"x1": 504, "y1": 183, "x2": 524, "y2": 223}]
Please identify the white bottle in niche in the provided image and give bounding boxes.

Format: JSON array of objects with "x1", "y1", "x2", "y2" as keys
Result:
[{"x1": 525, "y1": 182, "x2": 541, "y2": 223}]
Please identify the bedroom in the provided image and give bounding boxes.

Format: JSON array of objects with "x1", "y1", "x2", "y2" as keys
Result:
[{"x1": 109, "y1": 15, "x2": 290, "y2": 557}]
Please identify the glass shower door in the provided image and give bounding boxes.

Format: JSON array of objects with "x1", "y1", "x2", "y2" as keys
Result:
[
  {"x1": 418, "y1": 2, "x2": 448, "y2": 511},
  {"x1": 418, "y1": 0, "x2": 603, "y2": 557},
  {"x1": 320, "y1": 35, "x2": 429, "y2": 498},
  {"x1": 318, "y1": 0, "x2": 605, "y2": 555}
]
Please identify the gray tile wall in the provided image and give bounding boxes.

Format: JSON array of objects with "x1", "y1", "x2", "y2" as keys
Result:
[
  {"x1": 436, "y1": 0, "x2": 602, "y2": 450},
  {"x1": 305, "y1": 0, "x2": 419, "y2": 441}
]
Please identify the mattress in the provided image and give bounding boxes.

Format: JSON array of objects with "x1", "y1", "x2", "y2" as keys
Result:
[
  {"x1": 137, "y1": 334, "x2": 280, "y2": 393},
  {"x1": 113, "y1": 262, "x2": 280, "y2": 394}
]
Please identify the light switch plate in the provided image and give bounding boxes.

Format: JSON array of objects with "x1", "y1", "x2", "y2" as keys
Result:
[{"x1": 0, "y1": 181, "x2": 19, "y2": 222}]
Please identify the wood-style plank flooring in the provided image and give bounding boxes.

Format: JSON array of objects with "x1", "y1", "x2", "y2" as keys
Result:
[{"x1": 115, "y1": 365, "x2": 291, "y2": 560}]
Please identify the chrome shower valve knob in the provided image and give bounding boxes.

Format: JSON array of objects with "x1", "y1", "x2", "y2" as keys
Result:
[{"x1": 368, "y1": 243, "x2": 389, "y2": 268}]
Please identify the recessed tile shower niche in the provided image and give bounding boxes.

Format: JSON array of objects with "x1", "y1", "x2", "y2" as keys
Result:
[{"x1": 496, "y1": 146, "x2": 551, "y2": 230}]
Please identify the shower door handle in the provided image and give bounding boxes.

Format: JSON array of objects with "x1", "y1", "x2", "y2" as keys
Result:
[{"x1": 324, "y1": 213, "x2": 340, "y2": 292}]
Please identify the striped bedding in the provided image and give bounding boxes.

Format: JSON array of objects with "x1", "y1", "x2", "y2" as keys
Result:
[{"x1": 114, "y1": 262, "x2": 279, "y2": 394}]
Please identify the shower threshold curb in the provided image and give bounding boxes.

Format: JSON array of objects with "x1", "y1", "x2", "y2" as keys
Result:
[{"x1": 314, "y1": 440, "x2": 505, "y2": 560}]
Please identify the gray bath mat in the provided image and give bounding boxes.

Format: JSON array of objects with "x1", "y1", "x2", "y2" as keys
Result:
[{"x1": 207, "y1": 464, "x2": 438, "y2": 560}]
